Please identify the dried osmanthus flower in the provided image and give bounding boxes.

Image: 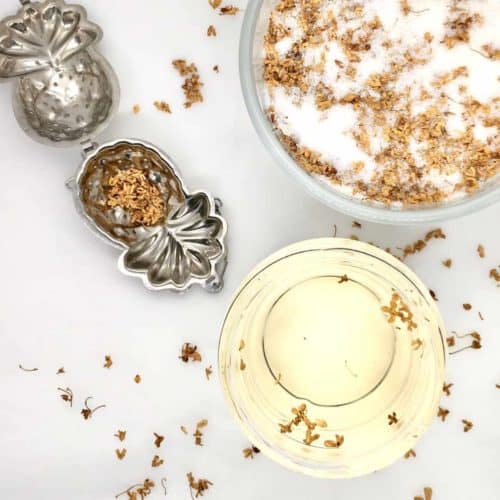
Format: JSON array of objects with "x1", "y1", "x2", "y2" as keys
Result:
[
  {"x1": 449, "y1": 331, "x2": 482, "y2": 354},
  {"x1": 114, "y1": 430, "x2": 127, "y2": 442},
  {"x1": 194, "y1": 419, "x2": 208, "y2": 446},
  {"x1": 220, "y1": 6, "x2": 239, "y2": 15},
  {"x1": 404, "y1": 449, "x2": 416, "y2": 459},
  {"x1": 172, "y1": 60, "x2": 204, "y2": 108},
  {"x1": 388, "y1": 412, "x2": 399, "y2": 425},
  {"x1": 414, "y1": 487, "x2": 433, "y2": 500},
  {"x1": 56, "y1": 367, "x2": 65, "y2": 375},
  {"x1": 81, "y1": 397, "x2": 106, "y2": 420},
  {"x1": 104, "y1": 355, "x2": 113, "y2": 368},
  {"x1": 154, "y1": 433, "x2": 165, "y2": 448},
  {"x1": 443, "y1": 382, "x2": 453, "y2": 396},
  {"x1": 106, "y1": 168, "x2": 166, "y2": 227},
  {"x1": 134, "y1": 374, "x2": 142, "y2": 384},
  {"x1": 58, "y1": 387, "x2": 74, "y2": 407},
  {"x1": 477, "y1": 244, "x2": 485, "y2": 258},
  {"x1": 115, "y1": 479, "x2": 155, "y2": 499},
  {"x1": 463, "y1": 303, "x2": 472, "y2": 310},
  {"x1": 154, "y1": 101, "x2": 172, "y2": 114},
  {"x1": 338, "y1": 274, "x2": 349, "y2": 284},
  {"x1": 207, "y1": 25, "x2": 217, "y2": 37},
  {"x1": 243, "y1": 446, "x2": 261, "y2": 459},
  {"x1": 115, "y1": 448, "x2": 127, "y2": 460},
  {"x1": 462, "y1": 419, "x2": 473, "y2": 432},
  {"x1": 205, "y1": 365, "x2": 213, "y2": 380},
  {"x1": 152, "y1": 455, "x2": 164, "y2": 468},
  {"x1": 324, "y1": 435, "x2": 345, "y2": 448},
  {"x1": 239, "y1": 359, "x2": 247, "y2": 371},
  {"x1": 187, "y1": 472, "x2": 213, "y2": 498},
  {"x1": 208, "y1": 0, "x2": 221, "y2": 9},
  {"x1": 402, "y1": 229, "x2": 446, "y2": 258},
  {"x1": 381, "y1": 292, "x2": 417, "y2": 331},
  {"x1": 132, "y1": 104, "x2": 141, "y2": 114},
  {"x1": 442, "y1": 258, "x2": 452, "y2": 268},
  {"x1": 490, "y1": 268, "x2": 500, "y2": 283},
  {"x1": 437, "y1": 407, "x2": 449, "y2": 422},
  {"x1": 279, "y1": 404, "x2": 330, "y2": 446},
  {"x1": 180, "y1": 343, "x2": 202, "y2": 363}
]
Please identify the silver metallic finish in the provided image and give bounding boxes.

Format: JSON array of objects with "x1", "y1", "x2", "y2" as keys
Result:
[
  {"x1": 0, "y1": 0, "x2": 119, "y2": 146},
  {"x1": 0, "y1": 1, "x2": 227, "y2": 292},
  {"x1": 74, "y1": 139, "x2": 228, "y2": 293}
]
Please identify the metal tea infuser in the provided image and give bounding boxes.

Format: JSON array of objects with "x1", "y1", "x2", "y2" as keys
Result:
[{"x1": 0, "y1": 0, "x2": 227, "y2": 292}]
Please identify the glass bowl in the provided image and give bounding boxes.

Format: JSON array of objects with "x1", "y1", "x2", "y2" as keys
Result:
[
  {"x1": 219, "y1": 238, "x2": 447, "y2": 478},
  {"x1": 239, "y1": 0, "x2": 500, "y2": 225}
]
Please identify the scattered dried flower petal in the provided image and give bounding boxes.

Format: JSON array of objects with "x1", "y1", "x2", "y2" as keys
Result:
[
  {"x1": 404, "y1": 449, "x2": 416, "y2": 459},
  {"x1": 104, "y1": 355, "x2": 113, "y2": 369},
  {"x1": 437, "y1": 407, "x2": 449, "y2": 421},
  {"x1": 58, "y1": 387, "x2": 73, "y2": 407},
  {"x1": 443, "y1": 382, "x2": 453, "y2": 396},
  {"x1": 152, "y1": 455, "x2": 164, "y2": 468},
  {"x1": 462, "y1": 419, "x2": 473, "y2": 432},
  {"x1": 180, "y1": 343, "x2": 202, "y2": 363},
  {"x1": 154, "y1": 433, "x2": 165, "y2": 448},
  {"x1": 115, "y1": 430, "x2": 127, "y2": 442},
  {"x1": 154, "y1": 101, "x2": 172, "y2": 114},
  {"x1": 115, "y1": 448, "x2": 127, "y2": 460},
  {"x1": 187, "y1": 472, "x2": 213, "y2": 498},
  {"x1": 220, "y1": 6, "x2": 239, "y2": 15}
]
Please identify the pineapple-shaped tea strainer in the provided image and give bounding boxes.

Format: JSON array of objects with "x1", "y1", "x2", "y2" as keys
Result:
[{"x1": 0, "y1": 0, "x2": 227, "y2": 292}]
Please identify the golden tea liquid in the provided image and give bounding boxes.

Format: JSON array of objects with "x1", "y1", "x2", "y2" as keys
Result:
[{"x1": 219, "y1": 239, "x2": 446, "y2": 478}]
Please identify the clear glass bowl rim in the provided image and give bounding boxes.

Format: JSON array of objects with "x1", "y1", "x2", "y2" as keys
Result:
[{"x1": 239, "y1": 0, "x2": 500, "y2": 225}]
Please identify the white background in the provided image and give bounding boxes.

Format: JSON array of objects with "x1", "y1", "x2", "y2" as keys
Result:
[{"x1": 0, "y1": 1, "x2": 499, "y2": 499}]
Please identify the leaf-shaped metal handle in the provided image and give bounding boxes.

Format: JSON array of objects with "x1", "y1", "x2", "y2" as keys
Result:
[{"x1": 0, "y1": 0, "x2": 102, "y2": 78}]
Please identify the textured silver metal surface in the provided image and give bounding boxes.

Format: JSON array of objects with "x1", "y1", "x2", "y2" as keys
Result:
[
  {"x1": 74, "y1": 139, "x2": 228, "y2": 292},
  {"x1": 0, "y1": 0, "x2": 119, "y2": 146}
]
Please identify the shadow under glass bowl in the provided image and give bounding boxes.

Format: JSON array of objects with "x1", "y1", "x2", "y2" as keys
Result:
[{"x1": 239, "y1": 0, "x2": 500, "y2": 225}]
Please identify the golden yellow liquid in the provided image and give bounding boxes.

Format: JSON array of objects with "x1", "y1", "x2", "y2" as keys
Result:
[
  {"x1": 219, "y1": 239, "x2": 446, "y2": 478},
  {"x1": 264, "y1": 276, "x2": 395, "y2": 407}
]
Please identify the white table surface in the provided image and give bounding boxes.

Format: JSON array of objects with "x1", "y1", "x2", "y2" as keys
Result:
[{"x1": 1, "y1": 1, "x2": 499, "y2": 499}]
